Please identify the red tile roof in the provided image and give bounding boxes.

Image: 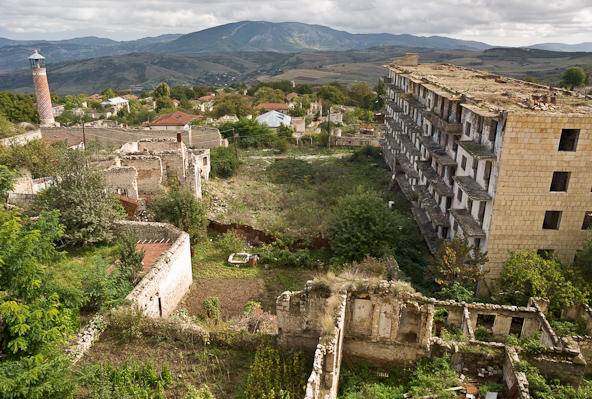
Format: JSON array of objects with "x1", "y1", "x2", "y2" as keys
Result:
[
  {"x1": 150, "y1": 111, "x2": 197, "y2": 126},
  {"x1": 255, "y1": 102, "x2": 289, "y2": 111}
]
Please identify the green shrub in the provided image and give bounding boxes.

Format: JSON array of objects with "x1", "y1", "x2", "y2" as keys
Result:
[
  {"x1": 259, "y1": 244, "x2": 317, "y2": 269},
  {"x1": 549, "y1": 319, "x2": 588, "y2": 337},
  {"x1": 202, "y1": 297, "x2": 221, "y2": 321},
  {"x1": 184, "y1": 384, "x2": 216, "y2": 399},
  {"x1": 350, "y1": 146, "x2": 382, "y2": 162},
  {"x1": 78, "y1": 361, "x2": 173, "y2": 398},
  {"x1": 108, "y1": 306, "x2": 144, "y2": 340},
  {"x1": 242, "y1": 346, "x2": 306, "y2": 399},
  {"x1": 149, "y1": 184, "x2": 207, "y2": 243},
  {"x1": 327, "y1": 189, "x2": 408, "y2": 262},
  {"x1": 210, "y1": 147, "x2": 240, "y2": 178},
  {"x1": 117, "y1": 233, "x2": 144, "y2": 284},
  {"x1": 475, "y1": 326, "x2": 493, "y2": 342},
  {"x1": 243, "y1": 301, "x2": 262, "y2": 315},
  {"x1": 217, "y1": 231, "x2": 246, "y2": 254}
]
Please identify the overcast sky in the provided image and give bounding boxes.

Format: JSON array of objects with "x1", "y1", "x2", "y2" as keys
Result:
[{"x1": 1, "y1": 0, "x2": 591, "y2": 46}]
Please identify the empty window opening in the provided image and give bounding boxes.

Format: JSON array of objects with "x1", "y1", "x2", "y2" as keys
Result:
[
  {"x1": 550, "y1": 171, "x2": 570, "y2": 192},
  {"x1": 537, "y1": 249, "x2": 555, "y2": 259},
  {"x1": 543, "y1": 211, "x2": 562, "y2": 230},
  {"x1": 158, "y1": 297, "x2": 163, "y2": 317},
  {"x1": 476, "y1": 314, "x2": 495, "y2": 338},
  {"x1": 461, "y1": 155, "x2": 467, "y2": 170},
  {"x1": 457, "y1": 188, "x2": 463, "y2": 202},
  {"x1": 464, "y1": 122, "x2": 472, "y2": 137},
  {"x1": 510, "y1": 317, "x2": 525, "y2": 337},
  {"x1": 582, "y1": 211, "x2": 592, "y2": 230},
  {"x1": 478, "y1": 201, "x2": 486, "y2": 225},
  {"x1": 558, "y1": 129, "x2": 579, "y2": 151}
]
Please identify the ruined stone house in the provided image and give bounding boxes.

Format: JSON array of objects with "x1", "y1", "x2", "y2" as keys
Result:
[
  {"x1": 382, "y1": 54, "x2": 592, "y2": 290},
  {"x1": 278, "y1": 280, "x2": 592, "y2": 399},
  {"x1": 98, "y1": 137, "x2": 210, "y2": 200}
]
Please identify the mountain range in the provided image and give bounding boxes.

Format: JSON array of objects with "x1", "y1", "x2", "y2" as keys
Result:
[
  {"x1": 0, "y1": 21, "x2": 495, "y2": 72},
  {"x1": 0, "y1": 21, "x2": 590, "y2": 93}
]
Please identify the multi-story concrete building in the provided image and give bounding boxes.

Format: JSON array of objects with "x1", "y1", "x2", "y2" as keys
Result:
[{"x1": 382, "y1": 54, "x2": 592, "y2": 290}]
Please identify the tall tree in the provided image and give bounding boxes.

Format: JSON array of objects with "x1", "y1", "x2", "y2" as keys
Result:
[
  {"x1": 561, "y1": 67, "x2": 587, "y2": 89},
  {"x1": 429, "y1": 238, "x2": 488, "y2": 290},
  {"x1": 35, "y1": 151, "x2": 124, "y2": 246}
]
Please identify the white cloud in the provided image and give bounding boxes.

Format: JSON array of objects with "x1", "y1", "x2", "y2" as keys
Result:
[{"x1": 0, "y1": 0, "x2": 590, "y2": 45}]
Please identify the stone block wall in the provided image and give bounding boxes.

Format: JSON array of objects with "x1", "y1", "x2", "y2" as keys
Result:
[
  {"x1": 114, "y1": 221, "x2": 192, "y2": 317},
  {"x1": 138, "y1": 138, "x2": 184, "y2": 153},
  {"x1": 485, "y1": 113, "x2": 592, "y2": 283},
  {"x1": 103, "y1": 166, "x2": 139, "y2": 199},
  {"x1": 0, "y1": 129, "x2": 42, "y2": 146},
  {"x1": 120, "y1": 155, "x2": 163, "y2": 194}
]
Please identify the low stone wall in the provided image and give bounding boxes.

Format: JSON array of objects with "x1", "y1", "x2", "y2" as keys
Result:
[
  {"x1": 503, "y1": 347, "x2": 530, "y2": 399},
  {"x1": 68, "y1": 314, "x2": 106, "y2": 364},
  {"x1": 114, "y1": 221, "x2": 192, "y2": 317},
  {"x1": 0, "y1": 129, "x2": 42, "y2": 146}
]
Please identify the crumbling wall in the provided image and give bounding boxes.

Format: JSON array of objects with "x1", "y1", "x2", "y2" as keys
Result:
[
  {"x1": 138, "y1": 138, "x2": 184, "y2": 153},
  {"x1": 503, "y1": 347, "x2": 531, "y2": 399},
  {"x1": 120, "y1": 155, "x2": 163, "y2": 194},
  {"x1": 114, "y1": 221, "x2": 192, "y2": 317},
  {"x1": 304, "y1": 293, "x2": 347, "y2": 399},
  {"x1": 157, "y1": 151, "x2": 187, "y2": 183},
  {"x1": 103, "y1": 166, "x2": 139, "y2": 199}
]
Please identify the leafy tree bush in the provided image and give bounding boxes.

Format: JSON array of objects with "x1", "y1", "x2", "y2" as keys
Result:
[
  {"x1": 202, "y1": 297, "x2": 221, "y2": 321},
  {"x1": 35, "y1": 151, "x2": 124, "y2": 246},
  {"x1": 217, "y1": 231, "x2": 246, "y2": 254},
  {"x1": 0, "y1": 164, "x2": 16, "y2": 197},
  {"x1": 435, "y1": 282, "x2": 475, "y2": 302},
  {"x1": 117, "y1": 233, "x2": 144, "y2": 284},
  {"x1": 242, "y1": 346, "x2": 306, "y2": 399},
  {"x1": 499, "y1": 250, "x2": 586, "y2": 312},
  {"x1": 153, "y1": 82, "x2": 171, "y2": 99},
  {"x1": 0, "y1": 209, "x2": 77, "y2": 398},
  {"x1": 149, "y1": 184, "x2": 207, "y2": 243},
  {"x1": 78, "y1": 361, "x2": 173, "y2": 398},
  {"x1": 254, "y1": 87, "x2": 285, "y2": 104},
  {"x1": 0, "y1": 91, "x2": 39, "y2": 123},
  {"x1": 0, "y1": 113, "x2": 18, "y2": 138},
  {"x1": 101, "y1": 88, "x2": 117, "y2": 99},
  {"x1": 211, "y1": 94, "x2": 253, "y2": 118},
  {"x1": 0, "y1": 139, "x2": 65, "y2": 178},
  {"x1": 429, "y1": 238, "x2": 487, "y2": 291},
  {"x1": 561, "y1": 67, "x2": 587, "y2": 89},
  {"x1": 327, "y1": 189, "x2": 408, "y2": 262},
  {"x1": 219, "y1": 119, "x2": 277, "y2": 148},
  {"x1": 210, "y1": 146, "x2": 240, "y2": 178}
]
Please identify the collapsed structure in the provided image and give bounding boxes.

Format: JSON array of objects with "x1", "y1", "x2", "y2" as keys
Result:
[
  {"x1": 278, "y1": 280, "x2": 592, "y2": 399},
  {"x1": 96, "y1": 136, "x2": 210, "y2": 199},
  {"x1": 382, "y1": 54, "x2": 592, "y2": 288}
]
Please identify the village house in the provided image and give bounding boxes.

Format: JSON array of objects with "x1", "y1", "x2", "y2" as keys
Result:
[
  {"x1": 196, "y1": 94, "x2": 215, "y2": 112},
  {"x1": 149, "y1": 111, "x2": 198, "y2": 131},
  {"x1": 100, "y1": 96, "x2": 130, "y2": 115},
  {"x1": 382, "y1": 53, "x2": 592, "y2": 290},
  {"x1": 256, "y1": 110, "x2": 291, "y2": 128},
  {"x1": 255, "y1": 102, "x2": 290, "y2": 114}
]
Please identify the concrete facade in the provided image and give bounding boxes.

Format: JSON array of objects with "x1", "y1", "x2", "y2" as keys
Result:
[{"x1": 382, "y1": 57, "x2": 592, "y2": 286}]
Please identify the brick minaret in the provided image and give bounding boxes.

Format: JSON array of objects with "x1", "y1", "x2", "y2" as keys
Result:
[{"x1": 29, "y1": 50, "x2": 55, "y2": 126}]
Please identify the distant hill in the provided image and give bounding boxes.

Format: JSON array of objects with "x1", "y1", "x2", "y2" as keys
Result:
[
  {"x1": 152, "y1": 21, "x2": 492, "y2": 53},
  {"x1": 0, "y1": 21, "x2": 491, "y2": 72},
  {"x1": 529, "y1": 42, "x2": 592, "y2": 52}
]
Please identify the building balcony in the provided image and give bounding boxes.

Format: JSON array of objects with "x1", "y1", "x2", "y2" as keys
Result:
[
  {"x1": 453, "y1": 176, "x2": 491, "y2": 201},
  {"x1": 449, "y1": 208, "x2": 485, "y2": 238},
  {"x1": 383, "y1": 75, "x2": 392, "y2": 84},
  {"x1": 458, "y1": 140, "x2": 496, "y2": 160},
  {"x1": 410, "y1": 206, "x2": 441, "y2": 254},
  {"x1": 416, "y1": 185, "x2": 450, "y2": 227},
  {"x1": 417, "y1": 161, "x2": 453, "y2": 197},
  {"x1": 426, "y1": 111, "x2": 462, "y2": 135},
  {"x1": 397, "y1": 155, "x2": 420, "y2": 179},
  {"x1": 399, "y1": 134, "x2": 421, "y2": 158},
  {"x1": 432, "y1": 149, "x2": 457, "y2": 167}
]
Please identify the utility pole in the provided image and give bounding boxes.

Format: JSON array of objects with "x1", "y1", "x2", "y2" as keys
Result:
[
  {"x1": 82, "y1": 118, "x2": 88, "y2": 167},
  {"x1": 232, "y1": 128, "x2": 239, "y2": 158}
]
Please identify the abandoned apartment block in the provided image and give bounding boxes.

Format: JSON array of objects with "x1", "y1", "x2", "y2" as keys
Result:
[{"x1": 382, "y1": 53, "x2": 592, "y2": 289}]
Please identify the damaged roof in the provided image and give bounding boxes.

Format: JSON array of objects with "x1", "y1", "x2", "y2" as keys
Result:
[{"x1": 386, "y1": 63, "x2": 592, "y2": 115}]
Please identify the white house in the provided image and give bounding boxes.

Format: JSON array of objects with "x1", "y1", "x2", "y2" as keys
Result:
[
  {"x1": 256, "y1": 110, "x2": 291, "y2": 128},
  {"x1": 101, "y1": 97, "x2": 130, "y2": 114}
]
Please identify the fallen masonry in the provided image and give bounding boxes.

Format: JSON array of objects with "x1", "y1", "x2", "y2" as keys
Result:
[{"x1": 277, "y1": 279, "x2": 592, "y2": 399}]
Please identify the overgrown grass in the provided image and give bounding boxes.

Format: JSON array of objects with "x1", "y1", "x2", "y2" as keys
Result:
[{"x1": 339, "y1": 357, "x2": 459, "y2": 399}]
